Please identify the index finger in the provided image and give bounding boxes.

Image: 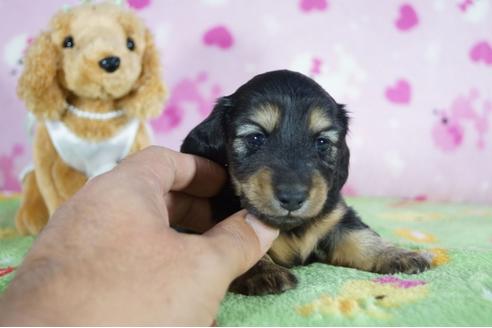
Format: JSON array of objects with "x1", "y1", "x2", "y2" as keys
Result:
[{"x1": 116, "y1": 146, "x2": 226, "y2": 197}]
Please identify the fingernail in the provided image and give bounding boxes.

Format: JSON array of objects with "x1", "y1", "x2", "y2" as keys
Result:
[{"x1": 245, "y1": 213, "x2": 279, "y2": 253}]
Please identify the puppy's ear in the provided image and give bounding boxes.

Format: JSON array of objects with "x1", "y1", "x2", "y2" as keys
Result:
[
  {"x1": 333, "y1": 139, "x2": 350, "y2": 192},
  {"x1": 180, "y1": 97, "x2": 230, "y2": 166},
  {"x1": 118, "y1": 29, "x2": 166, "y2": 119},
  {"x1": 17, "y1": 32, "x2": 66, "y2": 119},
  {"x1": 333, "y1": 104, "x2": 350, "y2": 192}
]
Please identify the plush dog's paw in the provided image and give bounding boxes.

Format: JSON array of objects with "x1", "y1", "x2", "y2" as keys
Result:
[
  {"x1": 377, "y1": 249, "x2": 431, "y2": 274},
  {"x1": 229, "y1": 260, "x2": 298, "y2": 296},
  {"x1": 15, "y1": 203, "x2": 48, "y2": 235},
  {"x1": 15, "y1": 171, "x2": 49, "y2": 235}
]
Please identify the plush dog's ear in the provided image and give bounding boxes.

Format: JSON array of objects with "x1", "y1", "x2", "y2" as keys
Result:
[
  {"x1": 180, "y1": 97, "x2": 230, "y2": 166},
  {"x1": 118, "y1": 29, "x2": 166, "y2": 119},
  {"x1": 17, "y1": 32, "x2": 66, "y2": 119}
]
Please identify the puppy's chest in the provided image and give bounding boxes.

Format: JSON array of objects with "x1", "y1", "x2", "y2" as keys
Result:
[{"x1": 269, "y1": 217, "x2": 339, "y2": 267}]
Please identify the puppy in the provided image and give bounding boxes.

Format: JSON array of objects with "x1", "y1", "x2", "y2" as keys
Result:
[{"x1": 181, "y1": 70, "x2": 430, "y2": 296}]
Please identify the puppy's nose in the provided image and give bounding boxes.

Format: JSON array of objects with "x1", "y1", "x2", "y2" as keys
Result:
[
  {"x1": 275, "y1": 184, "x2": 309, "y2": 212},
  {"x1": 99, "y1": 56, "x2": 120, "y2": 73}
]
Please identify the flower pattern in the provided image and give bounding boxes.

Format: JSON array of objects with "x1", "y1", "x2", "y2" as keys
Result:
[
  {"x1": 297, "y1": 278, "x2": 428, "y2": 320},
  {"x1": 2, "y1": 192, "x2": 492, "y2": 325},
  {"x1": 395, "y1": 228, "x2": 437, "y2": 243}
]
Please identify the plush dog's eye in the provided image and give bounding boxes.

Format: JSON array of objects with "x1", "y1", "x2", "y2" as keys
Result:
[
  {"x1": 127, "y1": 37, "x2": 136, "y2": 51},
  {"x1": 63, "y1": 36, "x2": 74, "y2": 48},
  {"x1": 315, "y1": 137, "x2": 330, "y2": 151},
  {"x1": 245, "y1": 133, "x2": 266, "y2": 148}
]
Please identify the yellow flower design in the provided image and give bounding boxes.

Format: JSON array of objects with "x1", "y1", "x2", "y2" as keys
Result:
[
  {"x1": 297, "y1": 278, "x2": 428, "y2": 320},
  {"x1": 395, "y1": 228, "x2": 437, "y2": 243},
  {"x1": 380, "y1": 211, "x2": 444, "y2": 222},
  {"x1": 421, "y1": 248, "x2": 449, "y2": 266}
]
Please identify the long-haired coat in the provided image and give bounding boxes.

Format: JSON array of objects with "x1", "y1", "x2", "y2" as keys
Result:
[{"x1": 181, "y1": 70, "x2": 430, "y2": 295}]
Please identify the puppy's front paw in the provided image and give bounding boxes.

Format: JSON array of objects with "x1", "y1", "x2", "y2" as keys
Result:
[
  {"x1": 376, "y1": 249, "x2": 431, "y2": 274},
  {"x1": 229, "y1": 260, "x2": 298, "y2": 296}
]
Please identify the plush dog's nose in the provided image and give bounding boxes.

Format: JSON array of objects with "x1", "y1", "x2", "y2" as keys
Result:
[
  {"x1": 275, "y1": 184, "x2": 309, "y2": 212},
  {"x1": 99, "y1": 56, "x2": 120, "y2": 73}
]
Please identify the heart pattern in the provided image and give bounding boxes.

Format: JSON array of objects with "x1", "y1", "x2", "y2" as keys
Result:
[
  {"x1": 470, "y1": 41, "x2": 492, "y2": 65},
  {"x1": 395, "y1": 4, "x2": 419, "y2": 31},
  {"x1": 127, "y1": 0, "x2": 151, "y2": 10},
  {"x1": 0, "y1": 1, "x2": 490, "y2": 204},
  {"x1": 299, "y1": 0, "x2": 328, "y2": 12},
  {"x1": 203, "y1": 25, "x2": 234, "y2": 49},
  {"x1": 386, "y1": 80, "x2": 412, "y2": 104}
]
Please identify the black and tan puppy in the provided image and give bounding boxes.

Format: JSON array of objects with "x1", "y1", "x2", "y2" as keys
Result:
[{"x1": 181, "y1": 70, "x2": 430, "y2": 296}]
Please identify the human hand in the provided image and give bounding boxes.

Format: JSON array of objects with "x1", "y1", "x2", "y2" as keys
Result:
[{"x1": 0, "y1": 146, "x2": 279, "y2": 325}]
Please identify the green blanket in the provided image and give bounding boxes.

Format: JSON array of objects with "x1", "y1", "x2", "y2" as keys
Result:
[{"x1": 1, "y1": 194, "x2": 491, "y2": 325}]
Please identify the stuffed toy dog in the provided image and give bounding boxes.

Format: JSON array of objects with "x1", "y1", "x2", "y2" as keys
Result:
[{"x1": 15, "y1": 2, "x2": 166, "y2": 235}]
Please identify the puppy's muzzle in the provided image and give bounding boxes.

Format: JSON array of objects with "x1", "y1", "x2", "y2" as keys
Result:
[
  {"x1": 99, "y1": 56, "x2": 120, "y2": 73},
  {"x1": 274, "y1": 183, "x2": 309, "y2": 212}
]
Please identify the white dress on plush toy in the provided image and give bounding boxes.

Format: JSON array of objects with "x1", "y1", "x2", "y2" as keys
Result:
[
  {"x1": 44, "y1": 117, "x2": 139, "y2": 179},
  {"x1": 19, "y1": 107, "x2": 148, "y2": 181}
]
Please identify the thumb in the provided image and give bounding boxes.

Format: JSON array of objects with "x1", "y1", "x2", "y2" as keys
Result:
[{"x1": 202, "y1": 210, "x2": 279, "y2": 280}]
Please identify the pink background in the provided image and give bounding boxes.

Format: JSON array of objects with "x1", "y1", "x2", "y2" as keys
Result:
[{"x1": 0, "y1": 0, "x2": 491, "y2": 204}]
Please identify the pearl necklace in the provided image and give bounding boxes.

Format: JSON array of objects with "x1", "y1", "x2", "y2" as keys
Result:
[{"x1": 67, "y1": 104, "x2": 125, "y2": 121}]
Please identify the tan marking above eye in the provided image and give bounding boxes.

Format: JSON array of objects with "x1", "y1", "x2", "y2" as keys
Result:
[
  {"x1": 250, "y1": 104, "x2": 281, "y2": 133},
  {"x1": 309, "y1": 107, "x2": 332, "y2": 134}
]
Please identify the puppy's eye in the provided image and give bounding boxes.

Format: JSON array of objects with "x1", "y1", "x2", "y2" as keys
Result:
[
  {"x1": 127, "y1": 37, "x2": 136, "y2": 51},
  {"x1": 245, "y1": 133, "x2": 266, "y2": 148},
  {"x1": 63, "y1": 36, "x2": 74, "y2": 48},
  {"x1": 315, "y1": 137, "x2": 330, "y2": 151}
]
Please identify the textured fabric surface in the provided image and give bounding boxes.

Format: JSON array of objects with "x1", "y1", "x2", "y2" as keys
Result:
[
  {"x1": 1, "y1": 0, "x2": 492, "y2": 203},
  {"x1": 1, "y1": 194, "x2": 491, "y2": 325},
  {"x1": 0, "y1": 194, "x2": 33, "y2": 292}
]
